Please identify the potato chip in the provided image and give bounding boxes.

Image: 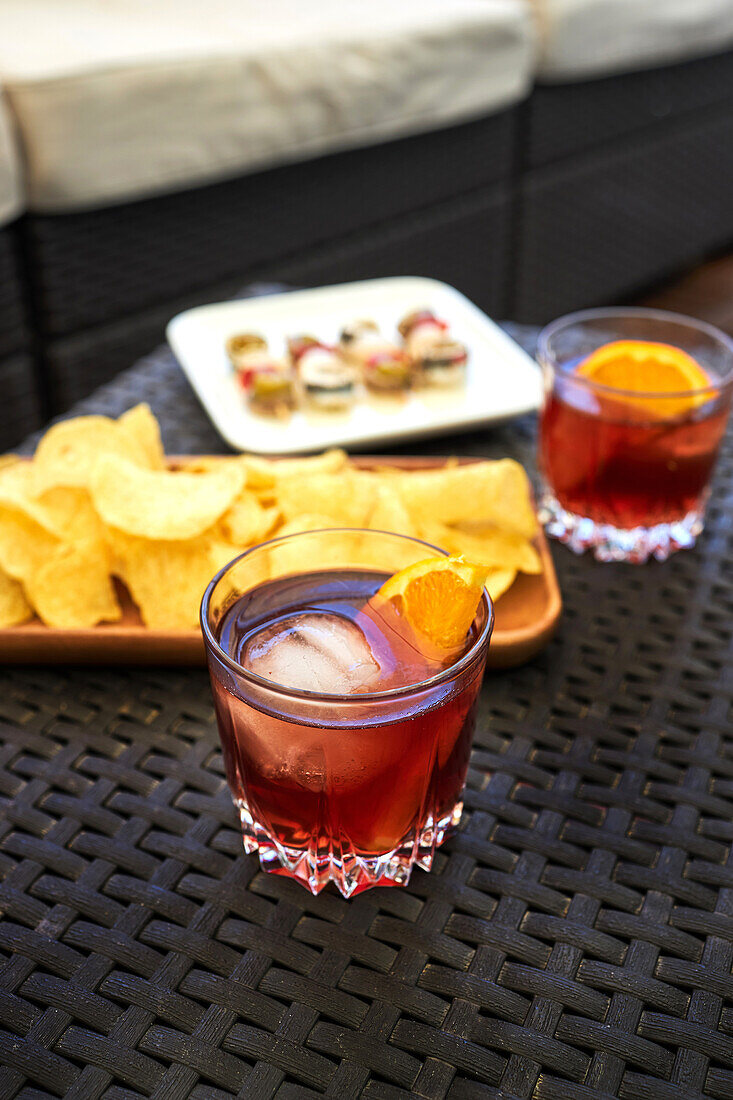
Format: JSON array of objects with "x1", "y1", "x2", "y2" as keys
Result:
[
  {"x1": 177, "y1": 455, "x2": 246, "y2": 474},
  {"x1": 0, "y1": 566, "x2": 32, "y2": 626},
  {"x1": 37, "y1": 486, "x2": 107, "y2": 551},
  {"x1": 268, "y1": 516, "x2": 365, "y2": 578},
  {"x1": 33, "y1": 414, "x2": 153, "y2": 492},
  {"x1": 0, "y1": 455, "x2": 28, "y2": 490},
  {"x1": 276, "y1": 471, "x2": 378, "y2": 527},
  {"x1": 268, "y1": 514, "x2": 341, "y2": 577},
  {"x1": 90, "y1": 455, "x2": 245, "y2": 540},
  {"x1": 274, "y1": 514, "x2": 343, "y2": 538},
  {"x1": 485, "y1": 568, "x2": 518, "y2": 603},
  {"x1": 220, "y1": 490, "x2": 279, "y2": 547},
  {"x1": 420, "y1": 520, "x2": 541, "y2": 575},
  {"x1": 208, "y1": 538, "x2": 242, "y2": 575},
  {"x1": 118, "y1": 404, "x2": 165, "y2": 469},
  {"x1": 112, "y1": 530, "x2": 227, "y2": 630},
  {"x1": 0, "y1": 458, "x2": 42, "y2": 507},
  {"x1": 24, "y1": 542, "x2": 121, "y2": 628},
  {"x1": 0, "y1": 502, "x2": 60, "y2": 580},
  {"x1": 395, "y1": 460, "x2": 537, "y2": 538},
  {"x1": 368, "y1": 484, "x2": 416, "y2": 537},
  {"x1": 242, "y1": 449, "x2": 347, "y2": 491},
  {"x1": 0, "y1": 490, "x2": 64, "y2": 541}
]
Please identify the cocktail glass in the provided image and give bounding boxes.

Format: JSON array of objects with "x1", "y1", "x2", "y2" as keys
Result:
[
  {"x1": 538, "y1": 308, "x2": 733, "y2": 563},
  {"x1": 201, "y1": 529, "x2": 492, "y2": 897}
]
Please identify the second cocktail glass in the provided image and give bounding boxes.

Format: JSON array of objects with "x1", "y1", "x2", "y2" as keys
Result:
[{"x1": 538, "y1": 308, "x2": 733, "y2": 563}]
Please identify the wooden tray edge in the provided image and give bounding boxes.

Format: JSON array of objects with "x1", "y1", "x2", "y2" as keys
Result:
[{"x1": 485, "y1": 534, "x2": 561, "y2": 669}]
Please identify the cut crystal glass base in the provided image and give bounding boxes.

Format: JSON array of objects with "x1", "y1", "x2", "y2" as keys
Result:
[
  {"x1": 236, "y1": 797, "x2": 463, "y2": 897},
  {"x1": 539, "y1": 491, "x2": 705, "y2": 564}
]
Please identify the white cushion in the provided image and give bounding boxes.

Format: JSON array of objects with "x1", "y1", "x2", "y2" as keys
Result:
[
  {"x1": 0, "y1": 0, "x2": 533, "y2": 213},
  {"x1": 0, "y1": 96, "x2": 22, "y2": 225},
  {"x1": 530, "y1": 0, "x2": 733, "y2": 81}
]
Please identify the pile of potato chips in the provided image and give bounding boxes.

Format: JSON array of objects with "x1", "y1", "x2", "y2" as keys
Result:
[{"x1": 0, "y1": 404, "x2": 540, "y2": 631}]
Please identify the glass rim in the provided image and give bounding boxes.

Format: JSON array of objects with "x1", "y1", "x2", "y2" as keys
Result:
[
  {"x1": 538, "y1": 306, "x2": 733, "y2": 401},
  {"x1": 200, "y1": 527, "x2": 494, "y2": 703}
]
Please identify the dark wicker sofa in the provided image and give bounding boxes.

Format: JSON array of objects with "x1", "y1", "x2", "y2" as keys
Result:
[
  {"x1": 0, "y1": 225, "x2": 40, "y2": 442},
  {"x1": 513, "y1": 47, "x2": 733, "y2": 323}
]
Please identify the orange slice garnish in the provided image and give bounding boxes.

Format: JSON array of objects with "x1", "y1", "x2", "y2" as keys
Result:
[
  {"x1": 374, "y1": 554, "x2": 489, "y2": 653},
  {"x1": 576, "y1": 340, "x2": 713, "y2": 418}
]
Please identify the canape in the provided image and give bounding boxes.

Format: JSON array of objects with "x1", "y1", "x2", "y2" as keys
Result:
[
  {"x1": 226, "y1": 333, "x2": 283, "y2": 389},
  {"x1": 399, "y1": 309, "x2": 468, "y2": 386},
  {"x1": 288, "y1": 336, "x2": 356, "y2": 410},
  {"x1": 247, "y1": 361, "x2": 296, "y2": 416},
  {"x1": 339, "y1": 320, "x2": 412, "y2": 392}
]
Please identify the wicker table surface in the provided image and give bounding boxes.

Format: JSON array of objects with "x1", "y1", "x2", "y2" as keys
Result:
[{"x1": 2, "y1": 293, "x2": 733, "y2": 1099}]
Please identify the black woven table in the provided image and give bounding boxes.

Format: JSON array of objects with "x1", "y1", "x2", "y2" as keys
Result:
[{"x1": 2, "y1": 291, "x2": 732, "y2": 1098}]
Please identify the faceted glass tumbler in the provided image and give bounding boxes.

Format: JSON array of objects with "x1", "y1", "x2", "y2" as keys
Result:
[
  {"x1": 537, "y1": 308, "x2": 733, "y2": 563},
  {"x1": 201, "y1": 529, "x2": 492, "y2": 897}
]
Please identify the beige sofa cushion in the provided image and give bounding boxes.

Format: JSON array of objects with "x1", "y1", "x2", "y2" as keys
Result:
[
  {"x1": 530, "y1": 0, "x2": 733, "y2": 81},
  {"x1": 0, "y1": 0, "x2": 533, "y2": 213},
  {"x1": 0, "y1": 96, "x2": 22, "y2": 225}
]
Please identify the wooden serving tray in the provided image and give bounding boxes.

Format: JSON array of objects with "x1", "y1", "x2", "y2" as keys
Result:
[{"x1": 0, "y1": 456, "x2": 561, "y2": 668}]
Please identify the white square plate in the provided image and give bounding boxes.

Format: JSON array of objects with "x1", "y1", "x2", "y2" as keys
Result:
[{"x1": 166, "y1": 277, "x2": 541, "y2": 454}]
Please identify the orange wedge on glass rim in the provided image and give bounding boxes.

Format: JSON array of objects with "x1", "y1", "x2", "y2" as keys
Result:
[
  {"x1": 371, "y1": 554, "x2": 490, "y2": 661},
  {"x1": 576, "y1": 340, "x2": 715, "y2": 418}
]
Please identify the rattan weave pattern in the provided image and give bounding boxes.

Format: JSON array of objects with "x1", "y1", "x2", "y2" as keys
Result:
[{"x1": 3, "y1": 321, "x2": 733, "y2": 1098}]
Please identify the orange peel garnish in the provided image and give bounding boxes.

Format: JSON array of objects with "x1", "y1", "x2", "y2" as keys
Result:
[
  {"x1": 373, "y1": 554, "x2": 489, "y2": 654},
  {"x1": 576, "y1": 340, "x2": 713, "y2": 418}
]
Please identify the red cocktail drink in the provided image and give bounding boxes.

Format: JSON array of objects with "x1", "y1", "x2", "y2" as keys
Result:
[
  {"x1": 538, "y1": 309, "x2": 733, "y2": 562},
  {"x1": 201, "y1": 531, "x2": 492, "y2": 897},
  {"x1": 540, "y1": 379, "x2": 729, "y2": 529}
]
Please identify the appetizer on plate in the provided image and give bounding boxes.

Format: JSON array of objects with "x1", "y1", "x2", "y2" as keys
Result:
[
  {"x1": 225, "y1": 332, "x2": 296, "y2": 416},
  {"x1": 248, "y1": 360, "x2": 297, "y2": 417},
  {"x1": 399, "y1": 309, "x2": 469, "y2": 386},
  {"x1": 339, "y1": 319, "x2": 412, "y2": 392},
  {"x1": 225, "y1": 333, "x2": 280, "y2": 387},
  {"x1": 288, "y1": 336, "x2": 357, "y2": 410}
]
